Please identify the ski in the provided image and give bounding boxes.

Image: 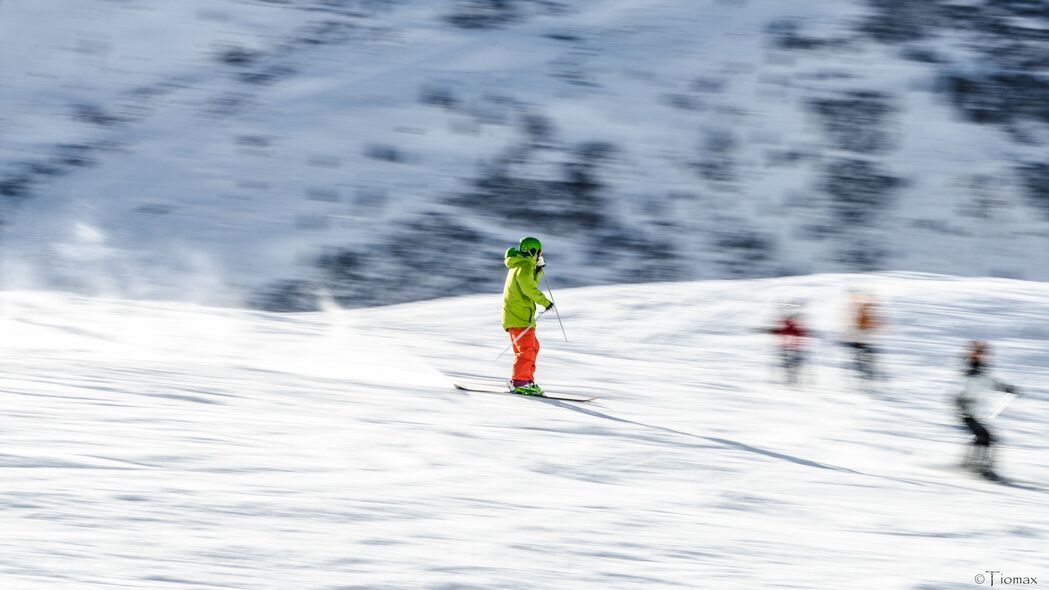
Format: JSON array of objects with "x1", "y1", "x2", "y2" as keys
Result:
[
  {"x1": 970, "y1": 469, "x2": 1042, "y2": 490},
  {"x1": 922, "y1": 463, "x2": 1042, "y2": 492},
  {"x1": 453, "y1": 382, "x2": 597, "y2": 403}
]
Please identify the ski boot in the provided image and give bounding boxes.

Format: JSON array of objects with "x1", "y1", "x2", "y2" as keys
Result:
[
  {"x1": 979, "y1": 467, "x2": 1000, "y2": 481},
  {"x1": 512, "y1": 382, "x2": 544, "y2": 396}
]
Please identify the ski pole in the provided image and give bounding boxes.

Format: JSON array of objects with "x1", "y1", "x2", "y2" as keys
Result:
[
  {"x1": 543, "y1": 273, "x2": 568, "y2": 342},
  {"x1": 496, "y1": 309, "x2": 549, "y2": 361},
  {"x1": 987, "y1": 392, "x2": 1018, "y2": 419}
]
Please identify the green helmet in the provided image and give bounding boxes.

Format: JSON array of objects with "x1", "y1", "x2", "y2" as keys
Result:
[{"x1": 519, "y1": 236, "x2": 542, "y2": 256}]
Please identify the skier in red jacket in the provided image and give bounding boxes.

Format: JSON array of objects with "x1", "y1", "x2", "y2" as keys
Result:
[{"x1": 770, "y1": 302, "x2": 810, "y2": 385}]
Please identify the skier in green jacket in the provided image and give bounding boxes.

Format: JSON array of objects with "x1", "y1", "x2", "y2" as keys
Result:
[{"x1": 503, "y1": 236, "x2": 553, "y2": 395}]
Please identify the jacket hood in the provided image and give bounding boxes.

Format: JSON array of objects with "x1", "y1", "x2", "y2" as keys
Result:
[{"x1": 504, "y1": 247, "x2": 536, "y2": 269}]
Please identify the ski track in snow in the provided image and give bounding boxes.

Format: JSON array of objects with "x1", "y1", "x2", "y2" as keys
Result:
[{"x1": 0, "y1": 273, "x2": 1046, "y2": 589}]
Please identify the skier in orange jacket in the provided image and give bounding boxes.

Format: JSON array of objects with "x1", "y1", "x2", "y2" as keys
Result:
[{"x1": 845, "y1": 291, "x2": 883, "y2": 380}]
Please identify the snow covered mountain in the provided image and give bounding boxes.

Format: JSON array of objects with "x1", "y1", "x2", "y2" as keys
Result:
[
  {"x1": 2, "y1": 0, "x2": 1049, "y2": 309},
  {"x1": 2, "y1": 273, "x2": 1046, "y2": 588}
]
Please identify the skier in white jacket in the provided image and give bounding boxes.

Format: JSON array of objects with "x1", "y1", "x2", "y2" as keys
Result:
[{"x1": 955, "y1": 341, "x2": 1019, "y2": 479}]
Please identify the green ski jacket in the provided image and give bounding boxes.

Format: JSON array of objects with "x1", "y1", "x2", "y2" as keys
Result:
[{"x1": 502, "y1": 248, "x2": 552, "y2": 330}]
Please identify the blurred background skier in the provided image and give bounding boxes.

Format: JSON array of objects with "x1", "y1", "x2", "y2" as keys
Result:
[
  {"x1": 503, "y1": 236, "x2": 554, "y2": 396},
  {"x1": 955, "y1": 340, "x2": 1019, "y2": 480},
  {"x1": 844, "y1": 290, "x2": 884, "y2": 382},
  {"x1": 769, "y1": 301, "x2": 811, "y2": 385}
]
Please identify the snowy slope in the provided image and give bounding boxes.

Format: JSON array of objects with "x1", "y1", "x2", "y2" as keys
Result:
[
  {"x1": 2, "y1": 0, "x2": 1049, "y2": 307},
  {"x1": 2, "y1": 273, "x2": 1046, "y2": 589}
]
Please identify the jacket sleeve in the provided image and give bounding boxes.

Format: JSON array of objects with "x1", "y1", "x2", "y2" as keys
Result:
[
  {"x1": 993, "y1": 379, "x2": 1016, "y2": 394},
  {"x1": 515, "y1": 267, "x2": 552, "y2": 308}
]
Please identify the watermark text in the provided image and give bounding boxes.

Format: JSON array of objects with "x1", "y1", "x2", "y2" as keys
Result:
[{"x1": 975, "y1": 571, "x2": 1038, "y2": 586}]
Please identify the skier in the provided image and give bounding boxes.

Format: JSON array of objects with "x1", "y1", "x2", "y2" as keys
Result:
[
  {"x1": 844, "y1": 290, "x2": 882, "y2": 381},
  {"x1": 955, "y1": 340, "x2": 1018, "y2": 479},
  {"x1": 769, "y1": 302, "x2": 810, "y2": 385},
  {"x1": 503, "y1": 236, "x2": 553, "y2": 396}
]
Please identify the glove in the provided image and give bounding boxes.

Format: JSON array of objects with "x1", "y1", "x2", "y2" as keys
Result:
[
  {"x1": 545, "y1": 302, "x2": 555, "y2": 311},
  {"x1": 535, "y1": 254, "x2": 546, "y2": 270}
]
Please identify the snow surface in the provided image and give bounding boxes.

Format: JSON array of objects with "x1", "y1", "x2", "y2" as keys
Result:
[{"x1": 1, "y1": 273, "x2": 1046, "y2": 589}]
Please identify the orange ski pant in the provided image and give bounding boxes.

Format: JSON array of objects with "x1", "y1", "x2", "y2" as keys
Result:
[{"x1": 507, "y1": 327, "x2": 540, "y2": 382}]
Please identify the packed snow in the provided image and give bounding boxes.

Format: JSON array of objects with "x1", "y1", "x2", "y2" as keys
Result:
[{"x1": 1, "y1": 273, "x2": 1046, "y2": 589}]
